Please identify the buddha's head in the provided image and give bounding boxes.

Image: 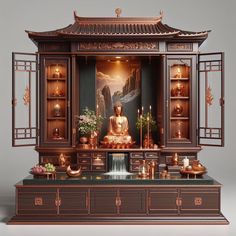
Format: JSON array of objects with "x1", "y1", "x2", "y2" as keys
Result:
[{"x1": 113, "y1": 102, "x2": 123, "y2": 116}]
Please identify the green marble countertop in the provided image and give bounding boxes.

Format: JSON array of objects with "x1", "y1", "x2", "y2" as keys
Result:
[{"x1": 22, "y1": 173, "x2": 215, "y2": 185}]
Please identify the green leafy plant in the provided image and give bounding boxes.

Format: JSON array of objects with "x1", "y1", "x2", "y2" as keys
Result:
[
  {"x1": 136, "y1": 112, "x2": 157, "y2": 132},
  {"x1": 75, "y1": 107, "x2": 103, "y2": 136}
]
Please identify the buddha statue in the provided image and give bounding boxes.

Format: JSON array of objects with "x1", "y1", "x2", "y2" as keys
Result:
[{"x1": 103, "y1": 102, "x2": 133, "y2": 147}]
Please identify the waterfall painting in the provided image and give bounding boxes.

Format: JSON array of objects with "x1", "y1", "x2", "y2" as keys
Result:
[{"x1": 96, "y1": 59, "x2": 141, "y2": 119}]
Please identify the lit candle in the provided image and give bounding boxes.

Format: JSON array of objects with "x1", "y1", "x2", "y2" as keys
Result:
[
  {"x1": 96, "y1": 104, "x2": 99, "y2": 117},
  {"x1": 53, "y1": 103, "x2": 61, "y2": 117},
  {"x1": 177, "y1": 66, "x2": 181, "y2": 78},
  {"x1": 142, "y1": 106, "x2": 144, "y2": 115},
  {"x1": 149, "y1": 105, "x2": 152, "y2": 116},
  {"x1": 147, "y1": 116, "x2": 150, "y2": 149},
  {"x1": 140, "y1": 114, "x2": 142, "y2": 149}
]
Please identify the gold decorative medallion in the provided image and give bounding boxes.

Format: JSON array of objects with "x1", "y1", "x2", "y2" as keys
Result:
[
  {"x1": 206, "y1": 86, "x2": 213, "y2": 105},
  {"x1": 34, "y1": 197, "x2": 43, "y2": 206},
  {"x1": 23, "y1": 86, "x2": 30, "y2": 105},
  {"x1": 194, "y1": 197, "x2": 203, "y2": 206}
]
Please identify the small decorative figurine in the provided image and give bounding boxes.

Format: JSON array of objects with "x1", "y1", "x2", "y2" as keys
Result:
[
  {"x1": 59, "y1": 153, "x2": 66, "y2": 167},
  {"x1": 171, "y1": 153, "x2": 179, "y2": 166},
  {"x1": 53, "y1": 66, "x2": 62, "y2": 78},
  {"x1": 173, "y1": 103, "x2": 183, "y2": 116},
  {"x1": 171, "y1": 81, "x2": 184, "y2": 97},
  {"x1": 52, "y1": 85, "x2": 64, "y2": 97},
  {"x1": 138, "y1": 160, "x2": 150, "y2": 178},
  {"x1": 143, "y1": 133, "x2": 154, "y2": 149},
  {"x1": 175, "y1": 121, "x2": 183, "y2": 138},
  {"x1": 52, "y1": 128, "x2": 62, "y2": 139},
  {"x1": 53, "y1": 103, "x2": 62, "y2": 117}
]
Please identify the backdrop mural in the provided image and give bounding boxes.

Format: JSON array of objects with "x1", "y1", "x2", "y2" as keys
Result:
[{"x1": 96, "y1": 59, "x2": 141, "y2": 140}]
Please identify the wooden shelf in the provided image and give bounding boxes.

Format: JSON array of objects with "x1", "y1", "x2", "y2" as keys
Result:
[
  {"x1": 47, "y1": 117, "x2": 66, "y2": 120},
  {"x1": 170, "y1": 117, "x2": 189, "y2": 120},
  {"x1": 170, "y1": 77, "x2": 189, "y2": 81},
  {"x1": 47, "y1": 77, "x2": 66, "y2": 81},
  {"x1": 47, "y1": 96, "x2": 66, "y2": 100},
  {"x1": 170, "y1": 96, "x2": 189, "y2": 100}
]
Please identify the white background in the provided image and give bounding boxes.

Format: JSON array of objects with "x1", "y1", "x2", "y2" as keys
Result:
[{"x1": 0, "y1": 0, "x2": 236, "y2": 235}]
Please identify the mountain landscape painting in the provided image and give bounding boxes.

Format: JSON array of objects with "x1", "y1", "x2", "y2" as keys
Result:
[{"x1": 96, "y1": 59, "x2": 141, "y2": 118}]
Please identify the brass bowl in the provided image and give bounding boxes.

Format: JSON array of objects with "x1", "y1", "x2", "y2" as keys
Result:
[
  {"x1": 66, "y1": 165, "x2": 82, "y2": 177},
  {"x1": 192, "y1": 164, "x2": 206, "y2": 172}
]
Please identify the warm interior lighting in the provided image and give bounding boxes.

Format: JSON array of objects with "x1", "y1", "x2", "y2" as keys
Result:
[
  {"x1": 55, "y1": 67, "x2": 60, "y2": 74},
  {"x1": 115, "y1": 56, "x2": 121, "y2": 59}
]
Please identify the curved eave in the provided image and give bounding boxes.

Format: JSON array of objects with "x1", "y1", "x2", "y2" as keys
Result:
[{"x1": 57, "y1": 31, "x2": 180, "y2": 38}]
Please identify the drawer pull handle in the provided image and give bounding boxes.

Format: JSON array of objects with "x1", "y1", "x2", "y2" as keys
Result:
[
  {"x1": 115, "y1": 197, "x2": 122, "y2": 207},
  {"x1": 194, "y1": 197, "x2": 202, "y2": 206},
  {"x1": 34, "y1": 197, "x2": 43, "y2": 206},
  {"x1": 55, "y1": 198, "x2": 61, "y2": 207},
  {"x1": 176, "y1": 197, "x2": 182, "y2": 207}
]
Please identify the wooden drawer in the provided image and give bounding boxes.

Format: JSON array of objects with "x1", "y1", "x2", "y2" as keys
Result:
[
  {"x1": 145, "y1": 152, "x2": 159, "y2": 159},
  {"x1": 180, "y1": 188, "x2": 220, "y2": 215},
  {"x1": 17, "y1": 188, "x2": 57, "y2": 215},
  {"x1": 92, "y1": 159, "x2": 106, "y2": 166},
  {"x1": 130, "y1": 164, "x2": 140, "y2": 172},
  {"x1": 92, "y1": 165, "x2": 106, "y2": 171},
  {"x1": 78, "y1": 158, "x2": 91, "y2": 165},
  {"x1": 80, "y1": 165, "x2": 91, "y2": 171},
  {"x1": 93, "y1": 152, "x2": 106, "y2": 158},
  {"x1": 77, "y1": 152, "x2": 92, "y2": 158},
  {"x1": 130, "y1": 152, "x2": 143, "y2": 158},
  {"x1": 130, "y1": 158, "x2": 142, "y2": 165}
]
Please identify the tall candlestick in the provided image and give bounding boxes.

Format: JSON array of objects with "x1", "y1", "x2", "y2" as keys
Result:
[
  {"x1": 96, "y1": 104, "x2": 99, "y2": 148},
  {"x1": 147, "y1": 116, "x2": 150, "y2": 149},
  {"x1": 140, "y1": 114, "x2": 142, "y2": 149},
  {"x1": 96, "y1": 104, "x2": 99, "y2": 117}
]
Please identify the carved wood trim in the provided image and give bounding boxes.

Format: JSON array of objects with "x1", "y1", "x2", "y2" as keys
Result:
[
  {"x1": 167, "y1": 43, "x2": 193, "y2": 52},
  {"x1": 78, "y1": 42, "x2": 159, "y2": 51}
]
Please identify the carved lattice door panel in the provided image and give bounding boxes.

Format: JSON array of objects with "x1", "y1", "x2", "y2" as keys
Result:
[
  {"x1": 12, "y1": 53, "x2": 38, "y2": 146},
  {"x1": 198, "y1": 52, "x2": 224, "y2": 146}
]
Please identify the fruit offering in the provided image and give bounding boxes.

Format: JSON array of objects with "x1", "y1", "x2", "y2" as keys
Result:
[
  {"x1": 45, "y1": 163, "x2": 56, "y2": 172},
  {"x1": 31, "y1": 165, "x2": 46, "y2": 174}
]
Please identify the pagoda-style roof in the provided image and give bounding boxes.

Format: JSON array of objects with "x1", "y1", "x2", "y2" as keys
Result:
[{"x1": 26, "y1": 11, "x2": 210, "y2": 45}]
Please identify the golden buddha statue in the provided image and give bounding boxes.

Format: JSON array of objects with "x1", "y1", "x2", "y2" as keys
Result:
[{"x1": 103, "y1": 103, "x2": 133, "y2": 148}]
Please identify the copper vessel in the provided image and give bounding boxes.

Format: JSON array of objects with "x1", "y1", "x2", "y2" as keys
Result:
[
  {"x1": 149, "y1": 160, "x2": 156, "y2": 179},
  {"x1": 171, "y1": 153, "x2": 179, "y2": 166},
  {"x1": 66, "y1": 165, "x2": 82, "y2": 177}
]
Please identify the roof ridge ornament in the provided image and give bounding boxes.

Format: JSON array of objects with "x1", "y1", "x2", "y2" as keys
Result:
[
  {"x1": 115, "y1": 8, "x2": 122, "y2": 18},
  {"x1": 159, "y1": 10, "x2": 164, "y2": 21}
]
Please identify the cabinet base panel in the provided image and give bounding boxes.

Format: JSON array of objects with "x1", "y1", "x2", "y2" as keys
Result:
[{"x1": 8, "y1": 214, "x2": 229, "y2": 225}]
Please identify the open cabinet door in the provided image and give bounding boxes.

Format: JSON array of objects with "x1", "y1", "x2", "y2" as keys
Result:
[
  {"x1": 198, "y1": 52, "x2": 224, "y2": 146},
  {"x1": 12, "y1": 52, "x2": 38, "y2": 146}
]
